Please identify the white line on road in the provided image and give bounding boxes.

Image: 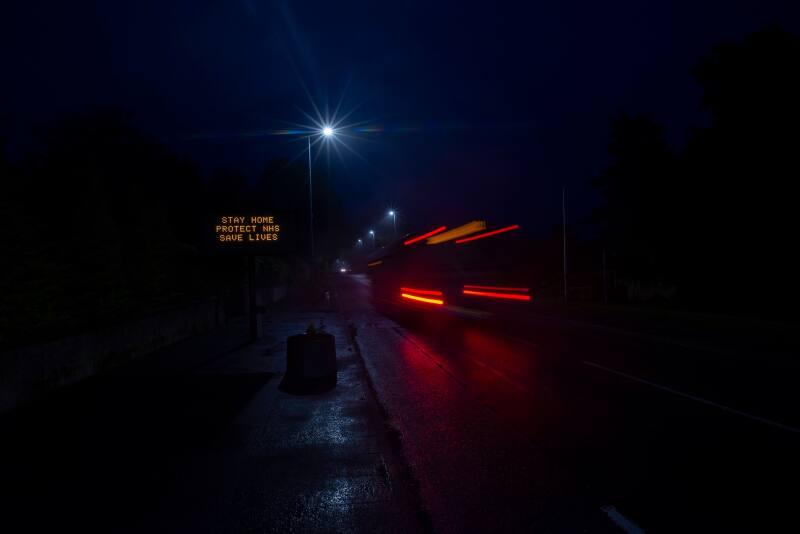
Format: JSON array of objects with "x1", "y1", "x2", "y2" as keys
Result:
[
  {"x1": 526, "y1": 312, "x2": 732, "y2": 356},
  {"x1": 583, "y1": 360, "x2": 800, "y2": 434},
  {"x1": 391, "y1": 327, "x2": 501, "y2": 413},
  {"x1": 456, "y1": 349, "x2": 532, "y2": 394},
  {"x1": 505, "y1": 334, "x2": 540, "y2": 349},
  {"x1": 601, "y1": 505, "x2": 645, "y2": 534},
  {"x1": 394, "y1": 326, "x2": 532, "y2": 394}
]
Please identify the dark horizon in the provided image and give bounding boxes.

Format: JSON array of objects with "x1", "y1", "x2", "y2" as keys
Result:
[{"x1": 4, "y1": 0, "x2": 799, "y2": 235}]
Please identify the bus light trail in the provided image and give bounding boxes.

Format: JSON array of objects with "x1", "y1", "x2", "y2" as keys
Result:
[
  {"x1": 404, "y1": 226, "x2": 447, "y2": 245},
  {"x1": 400, "y1": 287, "x2": 443, "y2": 296},
  {"x1": 463, "y1": 285, "x2": 530, "y2": 292},
  {"x1": 401, "y1": 293, "x2": 445, "y2": 305},
  {"x1": 427, "y1": 221, "x2": 486, "y2": 245},
  {"x1": 462, "y1": 289, "x2": 531, "y2": 301},
  {"x1": 455, "y1": 224, "x2": 520, "y2": 244}
]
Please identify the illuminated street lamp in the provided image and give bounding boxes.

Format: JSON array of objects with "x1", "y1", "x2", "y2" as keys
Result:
[
  {"x1": 369, "y1": 229, "x2": 375, "y2": 248},
  {"x1": 388, "y1": 210, "x2": 397, "y2": 237},
  {"x1": 307, "y1": 125, "x2": 335, "y2": 262}
]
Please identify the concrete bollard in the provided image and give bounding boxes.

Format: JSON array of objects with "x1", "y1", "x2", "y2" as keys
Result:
[{"x1": 280, "y1": 330, "x2": 337, "y2": 394}]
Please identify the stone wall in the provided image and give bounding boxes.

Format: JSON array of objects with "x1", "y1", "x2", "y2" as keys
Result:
[{"x1": 0, "y1": 300, "x2": 222, "y2": 413}]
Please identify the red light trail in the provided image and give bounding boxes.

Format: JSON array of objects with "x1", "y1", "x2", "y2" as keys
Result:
[
  {"x1": 400, "y1": 287, "x2": 443, "y2": 296},
  {"x1": 455, "y1": 224, "x2": 520, "y2": 244},
  {"x1": 462, "y1": 289, "x2": 531, "y2": 301},
  {"x1": 463, "y1": 284, "x2": 530, "y2": 292},
  {"x1": 404, "y1": 226, "x2": 447, "y2": 245}
]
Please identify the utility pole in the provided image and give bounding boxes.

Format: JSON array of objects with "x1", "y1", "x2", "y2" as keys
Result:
[
  {"x1": 307, "y1": 136, "x2": 314, "y2": 264},
  {"x1": 562, "y1": 186, "x2": 568, "y2": 303},
  {"x1": 602, "y1": 249, "x2": 608, "y2": 304},
  {"x1": 246, "y1": 255, "x2": 258, "y2": 340}
]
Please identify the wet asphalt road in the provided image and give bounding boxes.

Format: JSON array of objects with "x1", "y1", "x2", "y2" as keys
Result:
[
  {"x1": 335, "y1": 273, "x2": 800, "y2": 533},
  {"x1": 0, "y1": 311, "x2": 424, "y2": 534}
]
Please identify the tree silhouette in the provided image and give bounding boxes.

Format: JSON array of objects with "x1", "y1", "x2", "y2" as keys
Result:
[
  {"x1": 593, "y1": 113, "x2": 678, "y2": 281},
  {"x1": 684, "y1": 26, "x2": 800, "y2": 314},
  {"x1": 594, "y1": 26, "x2": 800, "y2": 316},
  {"x1": 0, "y1": 111, "x2": 210, "y2": 347}
]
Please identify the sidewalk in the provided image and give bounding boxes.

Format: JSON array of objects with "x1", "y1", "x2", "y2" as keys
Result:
[{"x1": 0, "y1": 290, "x2": 426, "y2": 533}]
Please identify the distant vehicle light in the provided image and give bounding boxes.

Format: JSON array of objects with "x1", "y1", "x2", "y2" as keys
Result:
[
  {"x1": 401, "y1": 293, "x2": 445, "y2": 305},
  {"x1": 455, "y1": 224, "x2": 520, "y2": 244},
  {"x1": 400, "y1": 287, "x2": 443, "y2": 296},
  {"x1": 427, "y1": 221, "x2": 487, "y2": 245},
  {"x1": 462, "y1": 289, "x2": 531, "y2": 301},
  {"x1": 340, "y1": 268, "x2": 347, "y2": 273},
  {"x1": 404, "y1": 226, "x2": 447, "y2": 245}
]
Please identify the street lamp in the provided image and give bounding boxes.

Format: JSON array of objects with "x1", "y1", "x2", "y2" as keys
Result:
[
  {"x1": 307, "y1": 125, "x2": 335, "y2": 263},
  {"x1": 369, "y1": 229, "x2": 375, "y2": 248},
  {"x1": 388, "y1": 210, "x2": 397, "y2": 237}
]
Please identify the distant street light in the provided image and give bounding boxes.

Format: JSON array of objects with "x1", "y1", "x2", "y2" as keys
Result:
[{"x1": 369, "y1": 229, "x2": 375, "y2": 248}]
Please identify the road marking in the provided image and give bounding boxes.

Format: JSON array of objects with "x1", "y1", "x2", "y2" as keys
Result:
[
  {"x1": 525, "y1": 312, "x2": 733, "y2": 356},
  {"x1": 393, "y1": 326, "x2": 532, "y2": 394},
  {"x1": 506, "y1": 334, "x2": 539, "y2": 348},
  {"x1": 583, "y1": 360, "x2": 800, "y2": 434},
  {"x1": 391, "y1": 327, "x2": 500, "y2": 414},
  {"x1": 457, "y1": 349, "x2": 532, "y2": 394},
  {"x1": 601, "y1": 505, "x2": 645, "y2": 534}
]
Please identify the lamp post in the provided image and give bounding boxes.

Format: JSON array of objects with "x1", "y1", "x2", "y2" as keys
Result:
[
  {"x1": 307, "y1": 126, "x2": 335, "y2": 264},
  {"x1": 562, "y1": 186, "x2": 567, "y2": 302},
  {"x1": 369, "y1": 230, "x2": 375, "y2": 248},
  {"x1": 388, "y1": 210, "x2": 397, "y2": 237}
]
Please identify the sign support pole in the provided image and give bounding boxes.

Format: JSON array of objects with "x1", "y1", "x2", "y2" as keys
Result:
[
  {"x1": 562, "y1": 186, "x2": 568, "y2": 303},
  {"x1": 247, "y1": 254, "x2": 258, "y2": 341}
]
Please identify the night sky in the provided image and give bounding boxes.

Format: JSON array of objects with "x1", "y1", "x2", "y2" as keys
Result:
[{"x1": 3, "y1": 0, "x2": 798, "y2": 238}]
